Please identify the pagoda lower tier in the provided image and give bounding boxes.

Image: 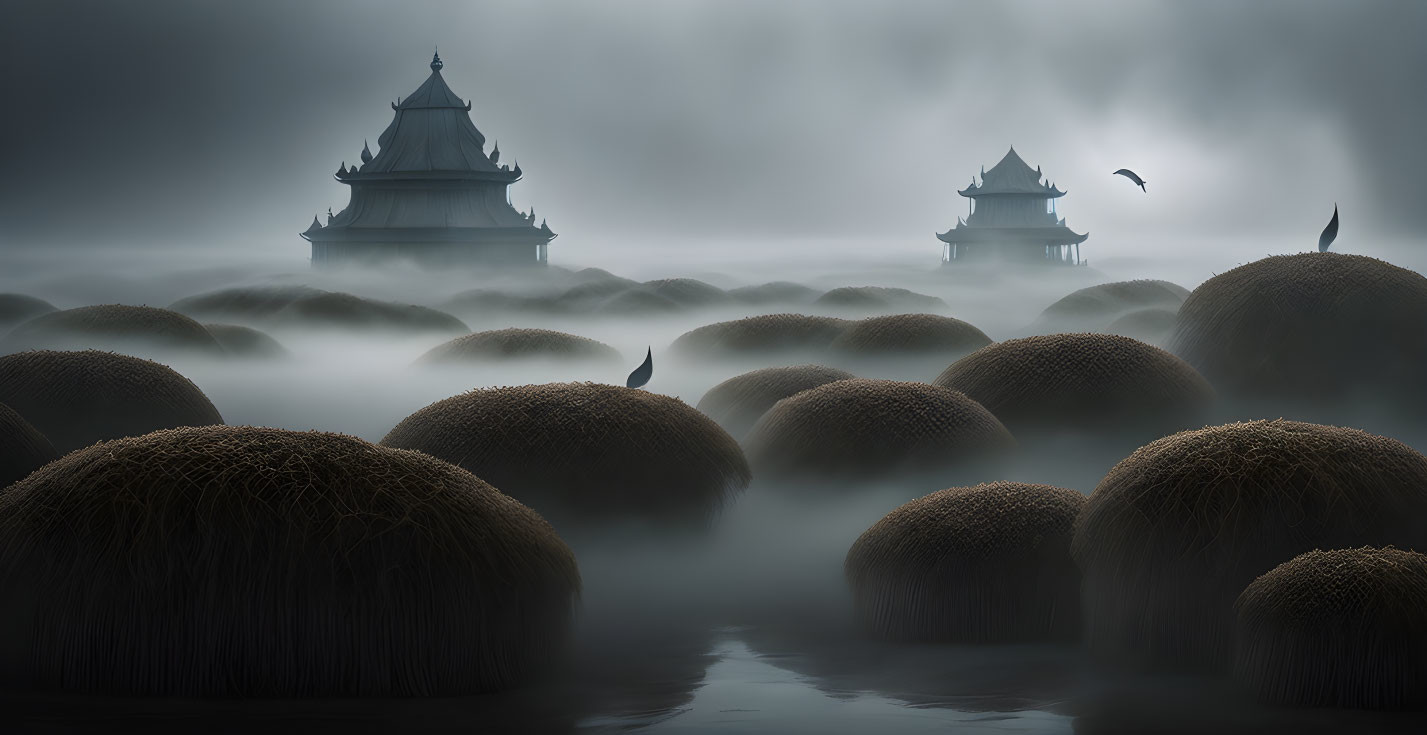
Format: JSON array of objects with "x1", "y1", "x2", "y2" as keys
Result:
[
  {"x1": 937, "y1": 224, "x2": 1089, "y2": 266},
  {"x1": 303, "y1": 225, "x2": 553, "y2": 267}
]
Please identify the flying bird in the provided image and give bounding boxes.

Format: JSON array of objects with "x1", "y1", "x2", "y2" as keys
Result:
[
  {"x1": 1113, "y1": 169, "x2": 1147, "y2": 192},
  {"x1": 1318, "y1": 205, "x2": 1339, "y2": 252},
  {"x1": 626, "y1": 346, "x2": 653, "y2": 389}
]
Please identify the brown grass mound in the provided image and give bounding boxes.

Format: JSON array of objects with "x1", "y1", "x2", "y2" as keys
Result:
[
  {"x1": 934, "y1": 333, "x2": 1213, "y2": 437},
  {"x1": 0, "y1": 426, "x2": 579, "y2": 697},
  {"x1": 203, "y1": 323, "x2": 289, "y2": 359},
  {"x1": 744, "y1": 379, "x2": 1015, "y2": 481},
  {"x1": 170, "y1": 285, "x2": 325, "y2": 320},
  {"x1": 814, "y1": 286, "x2": 948, "y2": 312},
  {"x1": 1038, "y1": 280, "x2": 1189, "y2": 324},
  {"x1": 417, "y1": 328, "x2": 621, "y2": 365},
  {"x1": 0, "y1": 305, "x2": 225, "y2": 356},
  {"x1": 381, "y1": 383, "x2": 750, "y2": 523},
  {"x1": 846, "y1": 482, "x2": 1085, "y2": 642},
  {"x1": 0, "y1": 350, "x2": 224, "y2": 453},
  {"x1": 1167, "y1": 253, "x2": 1427, "y2": 409},
  {"x1": 1072, "y1": 420, "x2": 1427, "y2": 672},
  {"x1": 728, "y1": 281, "x2": 820, "y2": 305},
  {"x1": 273, "y1": 292, "x2": 469, "y2": 334},
  {"x1": 441, "y1": 288, "x2": 538, "y2": 315},
  {"x1": 829, "y1": 314, "x2": 992, "y2": 357},
  {"x1": 1104, "y1": 307, "x2": 1178, "y2": 344},
  {"x1": 641, "y1": 278, "x2": 731, "y2": 307},
  {"x1": 0, "y1": 294, "x2": 57, "y2": 330},
  {"x1": 0, "y1": 402, "x2": 57, "y2": 489},
  {"x1": 597, "y1": 288, "x2": 682, "y2": 315},
  {"x1": 696, "y1": 365, "x2": 856, "y2": 439},
  {"x1": 669, "y1": 314, "x2": 851, "y2": 359},
  {"x1": 1233, "y1": 546, "x2": 1427, "y2": 710}
]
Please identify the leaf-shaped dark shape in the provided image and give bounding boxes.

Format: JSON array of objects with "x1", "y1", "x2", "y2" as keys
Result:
[
  {"x1": 626, "y1": 347, "x2": 653, "y2": 388},
  {"x1": 1319, "y1": 205, "x2": 1339, "y2": 253}
]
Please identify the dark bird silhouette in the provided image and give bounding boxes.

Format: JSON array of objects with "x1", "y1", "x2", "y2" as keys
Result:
[
  {"x1": 626, "y1": 346, "x2": 653, "y2": 389},
  {"x1": 1113, "y1": 169, "x2": 1147, "y2": 192},
  {"x1": 1319, "y1": 205, "x2": 1339, "y2": 252}
]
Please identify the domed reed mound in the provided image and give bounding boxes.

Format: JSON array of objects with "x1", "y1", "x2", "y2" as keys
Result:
[
  {"x1": 0, "y1": 350, "x2": 223, "y2": 453},
  {"x1": 1104, "y1": 307, "x2": 1177, "y2": 344},
  {"x1": 1073, "y1": 420, "x2": 1427, "y2": 672},
  {"x1": 728, "y1": 281, "x2": 820, "y2": 305},
  {"x1": 169, "y1": 285, "x2": 325, "y2": 320},
  {"x1": 640, "y1": 278, "x2": 731, "y2": 307},
  {"x1": 1038, "y1": 280, "x2": 1189, "y2": 325},
  {"x1": 846, "y1": 482, "x2": 1085, "y2": 642},
  {"x1": 1233, "y1": 547, "x2": 1427, "y2": 710},
  {"x1": 597, "y1": 288, "x2": 682, "y2": 315},
  {"x1": 417, "y1": 328, "x2": 621, "y2": 365},
  {"x1": 1167, "y1": 253, "x2": 1427, "y2": 410},
  {"x1": 381, "y1": 383, "x2": 751, "y2": 523},
  {"x1": 203, "y1": 323, "x2": 289, "y2": 359},
  {"x1": 0, "y1": 294, "x2": 57, "y2": 330},
  {"x1": 933, "y1": 333, "x2": 1213, "y2": 437},
  {"x1": 273, "y1": 292, "x2": 469, "y2": 334},
  {"x1": 0, "y1": 305, "x2": 224, "y2": 356},
  {"x1": 0, "y1": 426, "x2": 580, "y2": 697},
  {"x1": 695, "y1": 365, "x2": 856, "y2": 440},
  {"x1": 0, "y1": 402, "x2": 57, "y2": 489},
  {"x1": 744, "y1": 379, "x2": 1015, "y2": 481},
  {"x1": 829, "y1": 314, "x2": 993, "y2": 357},
  {"x1": 669, "y1": 314, "x2": 851, "y2": 359},
  {"x1": 814, "y1": 286, "x2": 948, "y2": 312}
]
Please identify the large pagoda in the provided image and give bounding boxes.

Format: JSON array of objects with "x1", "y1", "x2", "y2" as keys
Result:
[
  {"x1": 937, "y1": 147, "x2": 1087, "y2": 266},
  {"x1": 301, "y1": 52, "x2": 555, "y2": 268}
]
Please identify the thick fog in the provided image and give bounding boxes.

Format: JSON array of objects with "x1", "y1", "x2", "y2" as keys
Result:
[{"x1": 3, "y1": 2, "x2": 1427, "y2": 733}]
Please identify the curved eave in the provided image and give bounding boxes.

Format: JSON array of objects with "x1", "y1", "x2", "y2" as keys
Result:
[
  {"x1": 959, "y1": 188, "x2": 1068, "y2": 199},
  {"x1": 302, "y1": 225, "x2": 556, "y2": 244},
  {"x1": 336, "y1": 169, "x2": 521, "y2": 185},
  {"x1": 937, "y1": 226, "x2": 1088, "y2": 244}
]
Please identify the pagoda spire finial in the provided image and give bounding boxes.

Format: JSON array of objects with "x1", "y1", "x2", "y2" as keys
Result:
[
  {"x1": 431, "y1": 47, "x2": 443, "y2": 72},
  {"x1": 360, "y1": 140, "x2": 373, "y2": 164}
]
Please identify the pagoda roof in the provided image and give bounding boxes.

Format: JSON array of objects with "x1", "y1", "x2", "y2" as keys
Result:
[
  {"x1": 359, "y1": 52, "x2": 505, "y2": 175},
  {"x1": 937, "y1": 223, "x2": 1088, "y2": 245},
  {"x1": 959, "y1": 147, "x2": 1067, "y2": 198}
]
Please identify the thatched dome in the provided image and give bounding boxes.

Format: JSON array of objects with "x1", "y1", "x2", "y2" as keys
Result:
[
  {"x1": 933, "y1": 333, "x2": 1213, "y2": 438},
  {"x1": 597, "y1": 288, "x2": 682, "y2": 315},
  {"x1": 669, "y1": 314, "x2": 851, "y2": 360},
  {"x1": 1234, "y1": 546, "x2": 1427, "y2": 710},
  {"x1": 814, "y1": 286, "x2": 947, "y2": 312},
  {"x1": 696, "y1": 364, "x2": 856, "y2": 439},
  {"x1": 1036, "y1": 280, "x2": 1188, "y2": 327},
  {"x1": 640, "y1": 278, "x2": 731, "y2": 307},
  {"x1": 829, "y1": 314, "x2": 992, "y2": 358},
  {"x1": 0, "y1": 305, "x2": 224, "y2": 356},
  {"x1": 744, "y1": 379, "x2": 1015, "y2": 481},
  {"x1": 0, "y1": 350, "x2": 223, "y2": 453},
  {"x1": 170, "y1": 285, "x2": 325, "y2": 320},
  {"x1": 417, "y1": 328, "x2": 621, "y2": 365},
  {"x1": 273, "y1": 292, "x2": 469, "y2": 334},
  {"x1": 441, "y1": 289, "x2": 536, "y2": 315},
  {"x1": 0, "y1": 402, "x2": 57, "y2": 489},
  {"x1": 0, "y1": 294, "x2": 57, "y2": 330},
  {"x1": 203, "y1": 323, "x2": 289, "y2": 359},
  {"x1": 1104, "y1": 307, "x2": 1178, "y2": 344},
  {"x1": 1167, "y1": 253, "x2": 1427, "y2": 411},
  {"x1": 728, "y1": 281, "x2": 820, "y2": 305},
  {"x1": 381, "y1": 383, "x2": 750, "y2": 523},
  {"x1": 846, "y1": 482, "x2": 1085, "y2": 642},
  {"x1": 1073, "y1": 420, "x2": 1427, "y2": 672},
  {"x1": 0, "y1": 426, "x2": 579, "y2": 697}
]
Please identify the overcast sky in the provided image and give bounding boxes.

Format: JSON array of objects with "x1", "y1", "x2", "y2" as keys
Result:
[{"x1": 1, "y1": 0, "x2": 1424, "y2": 261}]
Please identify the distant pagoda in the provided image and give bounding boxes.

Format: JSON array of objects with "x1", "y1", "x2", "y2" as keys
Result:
[
  {"x1": 937, "y1": 147, "x2": 1087, "y2": 266},
  {"x1": 301, "y1": 52, "x2": 555, "y2": 267}
]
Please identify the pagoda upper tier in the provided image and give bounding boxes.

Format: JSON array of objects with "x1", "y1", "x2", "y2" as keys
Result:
[
  {"x1": 958, "y1": 146, "x2": 1066, "y2": 198},
  {"x1": 302, "y1": 51, "x2": 554, "y2": 268}
]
